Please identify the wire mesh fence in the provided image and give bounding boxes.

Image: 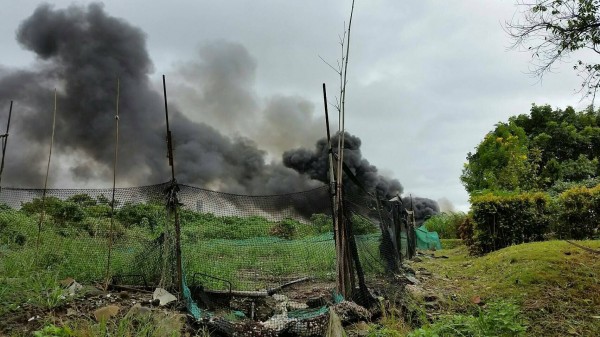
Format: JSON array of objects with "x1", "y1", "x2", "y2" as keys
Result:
[{"x1": 0, "y1": 182, "x2": 414, "y2": 335}]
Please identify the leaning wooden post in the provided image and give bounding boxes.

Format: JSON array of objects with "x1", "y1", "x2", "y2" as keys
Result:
[
  {"x1": 162, "y1": 75, "x2": 183, "y2": 295},
  {"x1": 0, "y1": 100, "x2": 14, "y2": 191}
]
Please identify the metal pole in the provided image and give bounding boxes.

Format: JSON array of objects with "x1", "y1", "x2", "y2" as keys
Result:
[{"x1": 0, "y1": 100, "x2": 14, "y2": 190}]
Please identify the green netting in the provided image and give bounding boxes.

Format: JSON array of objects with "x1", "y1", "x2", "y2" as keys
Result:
[{"x1": 415, "y1": 225, "x2": 442, "y2": 250}]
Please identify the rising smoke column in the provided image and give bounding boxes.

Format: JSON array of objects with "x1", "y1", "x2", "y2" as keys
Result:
[
  {"x1": 402, "y1": 196, "x2": 440, "y2": 226},
  {"x1": 0, "y1": 3, "x2": 315, "y2": 194},
  {"x1": 282, "y1": 132, "x2": 442, "y2": 223},
  {"x1": 283, "y1": 132, "x2": 403, "y2": 199}
]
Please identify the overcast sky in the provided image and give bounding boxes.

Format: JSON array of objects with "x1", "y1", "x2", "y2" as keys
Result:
[{"x1": 0, "y1": 0, "x2": 589, "y2": 211}]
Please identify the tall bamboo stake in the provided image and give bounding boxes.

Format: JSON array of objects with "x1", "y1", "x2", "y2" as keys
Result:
[
  {"x1": 162, "y1": 75, "x2": 183, "y2": 295},
  {"x1": 0, "y1": 100, "x2": 14, "y2": 191},
  {"x1": 36, "y1": 90, "x2": 58, "y2": 251},
  {"x1": 323, "y1": 84, "x2": 336, "y2": 203},
  {"x1": 333, "y1": 0, "x2": 356, "y2": 299},
  {"x1": 105, "y1": 78, "x2": 120, "y2": 289}
]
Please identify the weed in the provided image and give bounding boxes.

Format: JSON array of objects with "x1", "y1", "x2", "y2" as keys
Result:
[
  {"x1": 409, "y1": 300, "x2": 526, "y2": 337},
  {"x1": 33, "y1": 324, "x2": 73, "y2": 337}
]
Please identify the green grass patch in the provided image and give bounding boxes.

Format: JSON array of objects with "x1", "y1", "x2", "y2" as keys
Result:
[
  {"x1": 440, "y1": 239, "x2": 463, "y2": 250},
  {"x1": 416, "y1": 240, "x2": 600, "y2": 336}
]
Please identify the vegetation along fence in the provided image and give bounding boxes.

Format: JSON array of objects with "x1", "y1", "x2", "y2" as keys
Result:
[{"x1": 0, "y1": 181, "x2": 412, "y2": 335}]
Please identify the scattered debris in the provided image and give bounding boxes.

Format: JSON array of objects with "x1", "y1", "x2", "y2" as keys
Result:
[
  {"x1": 152, "y1": 288, "x2": 177, "y2": 306},
  {"x1": 332, "y1": 301, "x2": 370, "y2": 323},
  {"x1": 66, "y1": 281, "x2": 83, "y2": 296},
  {"x1": 93, "y1": 305, "x2": 120, "y2": 321},
  {"x1": 127, "y1": 303, "x2": 152, "y2": 317}
]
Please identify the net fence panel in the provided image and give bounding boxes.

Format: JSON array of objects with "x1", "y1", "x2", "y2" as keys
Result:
[
  {"x1": 344, "y1": 189, "x2": 406, "y2": 280},
  {"x1": 177, "y1": 184, "x2": 335, "y2": 292},
  {"x1": 0, "y1": 183, "x2": 172, "y2": 286},
  {"x1": 0, "y1": 182, "x2": 408, "y2": 336}
]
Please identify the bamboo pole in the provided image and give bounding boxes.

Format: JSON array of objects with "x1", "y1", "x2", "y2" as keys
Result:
[
  {"x1": 105, "y1": 78, "x2": 120, "y2": 289},
  {"x1": 333, "y1": 0, "x2": 356, "y2": 300},
  {"x1": 36, "y1": 90, "x2": 58, "y2": 252},
  {"x1": 322, "y1": 83, "x2": 337, "y2": 220}
]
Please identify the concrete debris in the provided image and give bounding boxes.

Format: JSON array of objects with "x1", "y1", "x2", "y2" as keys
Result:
[{"x1": 66, "y1": 281, "x2": 83, "y2": 296}]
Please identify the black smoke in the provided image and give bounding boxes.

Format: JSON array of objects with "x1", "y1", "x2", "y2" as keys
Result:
[
  {"x1": 283, "y1": 132, "x2": 403, "y2": 199},
  {"x1": 0, "y1": 2, "x2": 414, "y2": 207},
  {"x1": 402, "y1": 196, "x2": 440, "y2": 227},
  {"x1": 0, "y1": 3, "x2": 317, "y2": 194}
]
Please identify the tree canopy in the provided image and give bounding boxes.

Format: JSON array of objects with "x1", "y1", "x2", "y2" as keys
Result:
[
  {"x1": 462, "y1": 104, "x2": 600, "y2": 194},
  {"x1": 507, "y1": 0, "x2": 600, "y2": 100}
]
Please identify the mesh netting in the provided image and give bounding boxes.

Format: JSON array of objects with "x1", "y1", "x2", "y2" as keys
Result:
[{"x1": 0, "y1": 182, "x2": 413, "y2": 335}]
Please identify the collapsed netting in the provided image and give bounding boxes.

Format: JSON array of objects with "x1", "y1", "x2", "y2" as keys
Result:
[{"x1": 0, "y1": 182, "x2": 414, "y2": 334}]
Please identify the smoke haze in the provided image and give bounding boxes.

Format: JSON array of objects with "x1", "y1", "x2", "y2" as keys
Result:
[{"x1": 0, "y1": 3, "x2": 418, "y2": 202}]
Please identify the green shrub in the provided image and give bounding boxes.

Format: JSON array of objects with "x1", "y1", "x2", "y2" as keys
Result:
[
  {"x1": 269, "y1": 218, "x2": 298, "y2": 239},
  {"x1": 351, "y1": 214, "x2": 378, "y2": 235},
  {"x1": 553, "y1": 185, "x2": 600, "y2": 239},
  {"x1": 423, "y1": 212, "x2": 467, "y2": 239},
  {"x1": 79, "y1": 217, "x2": 125, "y2": 238},
  {"x1": 116, "y1": 203, "x2": 165, "y2": 230},
  {"x1": 469, "y1": 192, "x2": 549, "y2": 254},
  {"x1": 53, "y1": 202, "x2": 86, "y2": 225},
  {"x1": 20, "y1": 196, "x2": 64, "y2": 218},
  {"x1": 310, "y1": 213, "x2": 333, "y2": 233}
]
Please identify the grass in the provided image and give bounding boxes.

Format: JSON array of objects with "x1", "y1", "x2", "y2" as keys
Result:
[
  {"x1": 0, "y1": 204, "x2": 388, "y2": 335},
  {"x1": 25, "y1": 310, "x2": 188, "y2": 337},
  {"x1": 414, "y1": 240, "x2": 600, "y2": 336}
]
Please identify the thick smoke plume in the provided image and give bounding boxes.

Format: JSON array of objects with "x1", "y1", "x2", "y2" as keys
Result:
[
  {"x1": 402, "y1": 196, "x2": 440, "y2": 226},
  {"x1": 0, "y1": 3, "x2": 317, "y2": 194},
  {"x1": 169, "y1": 41, "x2": 326, "y2": 157},
  {"x1": 0, "y1": 3, "x2": 410, "y2": 203},
  {"x1": 283, "y1": 132, "x2": 403, "y2": 199}
]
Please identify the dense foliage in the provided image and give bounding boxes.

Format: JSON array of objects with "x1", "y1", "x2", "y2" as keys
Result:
[
  {"x1": 461, "y1": 104, "x2": 600, "y2": 253},
  {"x1": 468, "y1": 192, "x2": 550, "y2": 254},
  {"x1": 463, "y1": 186, "x2": 599, "y2": 254},
  {"x1": 462, "y1": 105, "x2": 600, "y2": 193},
  {"x1": 422, "y1": 212, "x2": 467, "y2": 239}
]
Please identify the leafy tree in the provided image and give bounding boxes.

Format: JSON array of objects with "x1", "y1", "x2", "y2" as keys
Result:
[
  {"x1": 464, "y1": 104, "x2": 600, "y2": 194},
  {"x1": 461, "y1": 122, "x2": 535, "y2": 193},
  {"x1": 506, "y1": 0, "x2": 600, "y2": 100}
]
